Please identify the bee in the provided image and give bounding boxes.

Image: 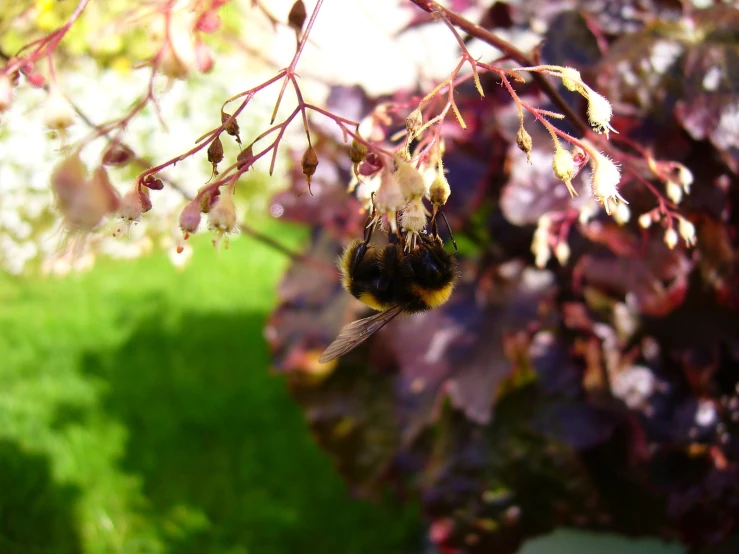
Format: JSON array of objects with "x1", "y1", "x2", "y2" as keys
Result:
[{"x1": 319, "y1": 216, "x2": 458, "y2": 363}]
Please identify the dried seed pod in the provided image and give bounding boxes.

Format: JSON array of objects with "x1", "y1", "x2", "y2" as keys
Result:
[
  {"x1": 207, "y1": 135, "x2": 224, "y2": 174},
  {"x1": 236, "y1": 144, "x2": 255, "y2": 172},
  {"x1": 221, "y1": 111, "x2": 241, "y2": 143},
  {"x1": 406, "y1": 108, "x2": 423, "y2": 140},
  {"x1": 301, "y1": 145, "x2": 319, "y2": 193},
  {"x1": 288, "y1": 0, "x2": 307, "y2": 33},
  {"x1": 516, "y1": 126, "x2": 532, "y2": 163},
  {"x1": 102, "y1": 142, "x2": 134, "y2": 166}
]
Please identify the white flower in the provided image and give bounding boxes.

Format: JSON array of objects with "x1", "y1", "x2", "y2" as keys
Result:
[
  {"x1": 664, "y1": 227, "x2": 678, "y2": 250},
  {"x1": 584, "y1": 87, "x2": 617, "y2": 138},
  {"x1": 590, "y1": 152, "x2": 626, "y2": 216},
  {"x1": 552, "y1": 146, "x2": 577, "y2": 197},
  {"x1": 677, "y1": 217, "x2": 697, "y2": 246},
  {"x1": 666, "y1": 180, "x2": 683, "y2": 204}
]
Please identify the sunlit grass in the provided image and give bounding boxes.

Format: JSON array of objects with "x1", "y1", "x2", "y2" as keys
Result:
[{"x1": 0, "y1": 221, "x2": 420, "y2": 554}]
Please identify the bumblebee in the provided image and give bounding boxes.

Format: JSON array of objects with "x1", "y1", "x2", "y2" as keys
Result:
[{"x1": 319, "y1": 225, "x2": 458, "y2": 363}]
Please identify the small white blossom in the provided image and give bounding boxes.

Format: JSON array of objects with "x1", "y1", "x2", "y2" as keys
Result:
[
  {"x1": 554, "y1": 241, "x2": 570, "y2": 265},
  {"x1": 638, "y1": 212, "x2": 654, "y2": 229},
  {"x1": 585, "y1": 87, "x2": 617, "y2": 138},
  {"x1": 664, "y1": 227, "x2": 678, "y2": 250},
  {"x1": 590, "y1": 152, "x2": 626, "y2": 216},
  {"x1": 677, "y1": 217, "x2": 697, "y2": 246},
  {"x1": 666, "y1": 180, "x2": 683, "y2": 204},
  {"x1": 552, "y1": 146, "x2": 577, "y2": 197},
  {"x1": 612, "y1": 201, "x2": 631, "y2": 226}
]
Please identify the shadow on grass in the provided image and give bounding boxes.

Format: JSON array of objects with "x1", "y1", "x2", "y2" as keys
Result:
[
  {"x1": 0, "y1": 440, "x2": 82, "y2": 554},
  {"x1": 70, "y1": 310, "x2": 419, "y2": 554}
]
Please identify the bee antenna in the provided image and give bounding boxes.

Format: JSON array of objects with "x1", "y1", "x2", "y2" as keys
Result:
[{"x1": 438, "y1": 210, "x2": 458, "y2": 253}]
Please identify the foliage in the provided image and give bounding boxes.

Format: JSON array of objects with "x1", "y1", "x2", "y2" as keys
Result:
[{"x1": 262, "y1": 2, "x2": 739, "y2": 554}]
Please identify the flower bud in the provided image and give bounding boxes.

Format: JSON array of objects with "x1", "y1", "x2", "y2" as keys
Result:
[
  {"x1": 666, "y1": 180, "x2": 683, "y2": 204},
  {"x1": 375, "y1": 168, "x2": 405, "y2": 232},
  {"x1": 516, "y1": 125, "x2": 533, "y2": 163},
  {"x1": 208, "y1": 187, "x2": 237, "y2": 233},
  {"x1": 90, "y1": 165, "x2": 121, "y2": 214},
  {"x1": 44, "y1": 86, "x2": 75, "y2": 131},
  {"x1": 678, "y1": 217, "x2": 696, "y2": 246},
  {"x1": 552, "y1": 146, "x2": 577, "y2": 197},
  {"x1": 157, "y1": 17, "x2": 196, "y2": 79},
  {"x1": 401, "y1": 196, "x2": 429, "y2": 237},
  {"x1": 119, "y1": 189, "x2": 145, "y2": 222},
  {"x1": 349, "y1": 139, "x2": 367, "y2": 164},
  {"x1": 612, "y1": 201, "x2": 630, "y2": 226},
  {"x1": 179, "y1": 199, "x2": 202, "y2": 234},
  {"x1": 638, "y1": 212, "x2": 653, "y2": 229},
  {"x1": 554, "y1": 241, "x2": 571, "y2": 266},
  {"x1": 560, "y1": 67, "x2": 583, "y2": 92},
  {"x1": 585, "y1": 87, "x2": 617, "y2": 137},
  {"x1": 428, "y1": 171, "x2": 451, "y2": 208},
  {"x1": 590, "y1": 151, "x2": 626, "y2": 216},
  {"x1": 394, "y1": 155, "x2": 426, "y2": 201},
  {"x1": 664, "y1": 227, "x2": 678, "y2": 250}
]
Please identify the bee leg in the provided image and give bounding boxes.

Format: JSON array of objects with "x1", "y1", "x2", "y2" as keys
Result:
[{"x1": 351, "y1": 193, "x2": 380, "y2": 274}]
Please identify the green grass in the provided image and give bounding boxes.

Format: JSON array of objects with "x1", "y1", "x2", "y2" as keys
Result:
[{"x1": 0, "y1": 222, "x2": 420, "y2": 554}]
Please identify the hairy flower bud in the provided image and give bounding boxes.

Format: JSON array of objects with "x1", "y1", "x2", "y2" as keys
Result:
[
  {"x1": 552, "y1": 146, "x2": 577, "y2": 197},
  {"x1": 119, "y1": 189, "x2": 145, "y2": 222},
  {"x1": 208, "y1": 188, "x2": 237, "y2": 233},
  {"x1": 51, "y1": 154, "x2": 116, "y2": 230},
  {"x1": 179, "y1": 199, "x2": 202, "y2": 234},
  {"x1": 394, "y1": 155, "x2": 426, "y2": 201},
  {"x1": 560, "y1": 67, "x2": 583, "y2": 92},
  {"x1": 375, "y1": 168, "x2": 405, "y2": 232},
  {"x1": 590, "y1": 151, "x2": 626, "y2": 216},
  {"x1": 349, "y1": 139, "x2": 367, "y2": 165},
  {"x1": 401, "y1": 196, "x2": 429, "y2": 248},
  {"x1": 612, "y1": 201, "x2": 630, "y2": 226},
  {"x1": 585, "y1": 87, "x2": 617, "y2": 137},
  {"x1": 44, "y1": 86, "x2": 75, "y2": 131},
  {"x1": 428, "y1": 171, "x2": 451, "y2": 208}
]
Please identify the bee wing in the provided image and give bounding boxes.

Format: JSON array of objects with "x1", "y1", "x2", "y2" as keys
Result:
[{"x1": 319, "y1": 304, "x2": 407, "y2": 363}]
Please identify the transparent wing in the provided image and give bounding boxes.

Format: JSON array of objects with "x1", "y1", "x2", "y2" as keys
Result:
[{"x1": 319, "y1": 304, "x2": 407, "y2": 363}]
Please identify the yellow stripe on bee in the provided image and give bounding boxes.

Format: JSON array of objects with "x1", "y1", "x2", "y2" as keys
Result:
[
  {"x1": 358, "y1": 292, "x2": 390, "y2": 311},
  {"x1": 410, "y1": 282, "x2": 455, "y2": 309}
]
